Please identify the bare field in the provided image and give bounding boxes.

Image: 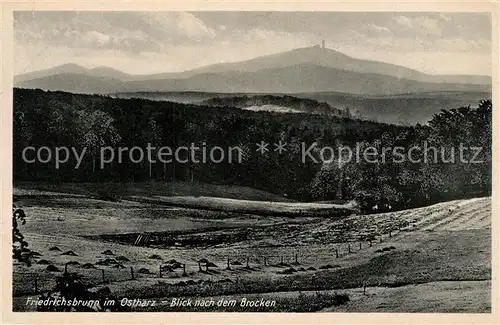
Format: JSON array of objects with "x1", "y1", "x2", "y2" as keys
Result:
[
  {"x1": 14, "y1": 181, "x2": 294, "y2": 202},
  {"x1": 12, "y1": 184, "x2": 491, "y2": 312},
  {"x1": 131, "y1": 195, "x2": 357, "y2": 216}
]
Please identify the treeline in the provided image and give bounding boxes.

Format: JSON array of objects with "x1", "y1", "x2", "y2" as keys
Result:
[
  {"x1": 13, "y1": 88, "x2": 491, "y2": 209},
  {"x1": 200, "y1": 94, "x2": 348, "y2": 117}
]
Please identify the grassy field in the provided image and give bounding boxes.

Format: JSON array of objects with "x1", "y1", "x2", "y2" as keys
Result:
[
  {"x1": 12, "y1": 183, "x2": 491, "y2": 312},
  {"x1": 326, "y1": 280, "x2": 491, "y2": 313},
  {"x1": 137, "y1": 280, "x2": 490, "y2": 313},
  {"x1": 14, "y1": 181, "x2": 294, "y2": 202},
  {"x1": 131, "y1": 195, "x2": 357, "y2": 216},
  {"x1": 15, "y1": 181, "x2": 356, "y2": 217}
]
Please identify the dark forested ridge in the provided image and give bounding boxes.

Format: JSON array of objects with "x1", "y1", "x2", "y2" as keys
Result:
[
  {"x1": 113, "y1": 90, "x2": 490, "y2": 125},
  {"x1": 13, "y1": 88, "x2": 491, "y2": 210},
  {"x1": 200, "y1": 95, "x2": 348, "y2": 116}
]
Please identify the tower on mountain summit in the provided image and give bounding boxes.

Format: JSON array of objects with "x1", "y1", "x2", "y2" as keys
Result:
[{"x1": 322, "y1": 40, "x2": 325, "y2": 49}]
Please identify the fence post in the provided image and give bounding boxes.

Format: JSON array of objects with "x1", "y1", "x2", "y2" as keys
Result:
[
  {"x1": 335, "y1": 248, "x2": 339, "y2": 258},
  {"x1": 348, "y1": 244, "x2": 351, "y2": 253},
  {"x1": 359, "y1": 242, "x2": 362, "y2": 250},
  {"x1": 246, "y1": 256, "x2": 250, "y2": 269},
  {"x1": 295, "y1": 253, "x2": 298, "y2": 264},
  {"x1": 130, "y1": 267, "x2": 135, "y2": 280},
  {"x1": 182, "y1": 263, "x2": 187, "y2": 277},
  {"x1": 226, "y1": 258, "x2": 231, "y2": 270},
  {"x1": 101, "y1": 269, "x2": 105, "y2": 284}
]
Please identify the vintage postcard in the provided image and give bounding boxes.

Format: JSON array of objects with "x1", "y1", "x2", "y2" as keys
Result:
[{"x1": 1, "y1": 1, "x2": 498, "y2": 324}]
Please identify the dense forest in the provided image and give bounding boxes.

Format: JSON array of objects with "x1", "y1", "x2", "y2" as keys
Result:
[
  {"x1": 200, "y1": 95, "x2": 348, "y2": 116},
  {"x1": 13, "y1": 88, "x2": 491, "y2": 210}
]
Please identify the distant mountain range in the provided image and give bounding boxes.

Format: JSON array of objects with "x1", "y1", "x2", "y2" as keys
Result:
[{"x1": 15, "y1": 46, "x2": 491, "y2": 96}]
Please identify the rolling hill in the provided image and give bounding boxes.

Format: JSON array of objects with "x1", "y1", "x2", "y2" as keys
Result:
[
  {"x1": 16, "y1": 64, "x2": 491, "y2": 96},
  {"x1": 145, "y1": 46, "x2": 491, "y2": 85},
  {"x1": 109, "y1": 90, "x2": 490, "y2": 125},
  {"x1": 295, "y1": 90, "x2": 492, "y2": 124},
  {"x1": 16, "y1": 73, "x2": 127, "y2": 94},
  {"x1": 14, "y1": 63, "x2": 133, "y2": 84},
  {"x1": 15, "y1": 46, "x2": 491, "y2": 96},
  {"x1": 200, "y1": 94, "x2": 344, "y2": 115}
]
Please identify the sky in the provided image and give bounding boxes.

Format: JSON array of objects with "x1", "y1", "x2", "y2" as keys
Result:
[{"x1": 14, "y1": 11, "x2": 492, "y2": 76}]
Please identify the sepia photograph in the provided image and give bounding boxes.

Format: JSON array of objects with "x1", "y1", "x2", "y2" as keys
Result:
[{"x1": 6, "y1": 5, "x2": 496, "y2": 319}]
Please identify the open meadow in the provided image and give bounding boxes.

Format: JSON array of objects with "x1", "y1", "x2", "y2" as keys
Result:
[{"x1": 12, "y1": 182, "x2": 491, "y2": 312}]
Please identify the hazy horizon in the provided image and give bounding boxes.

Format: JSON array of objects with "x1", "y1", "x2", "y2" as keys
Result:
[
  {"x1": 14, "y1": 12, "x2": 492, "y2": 77},
  {"x1": 14, "y1": 45, "x2": 494, "y2": 78}
]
